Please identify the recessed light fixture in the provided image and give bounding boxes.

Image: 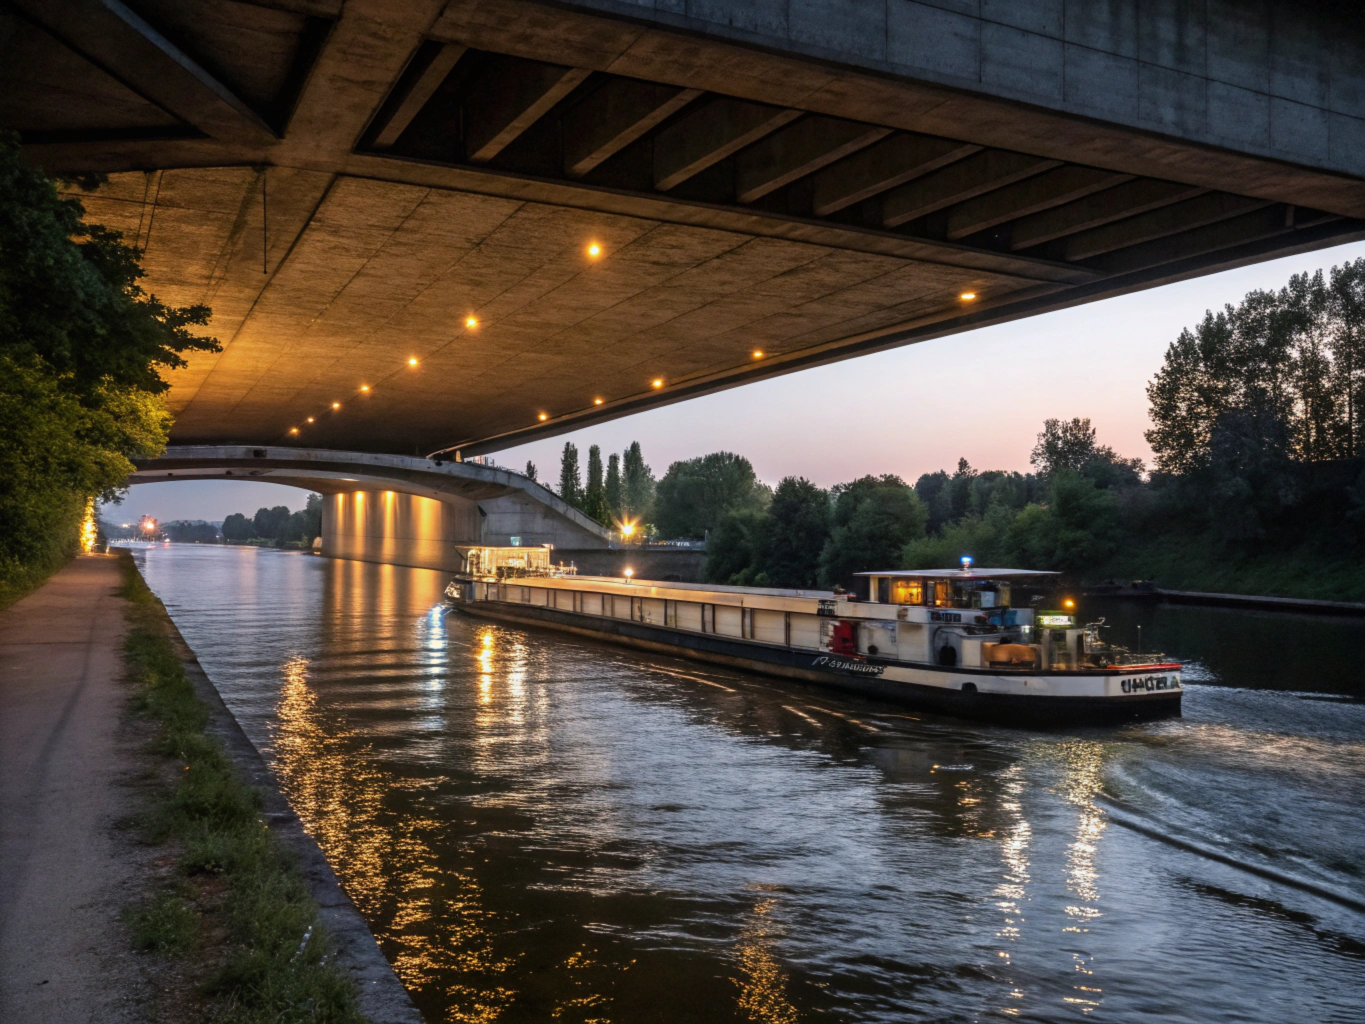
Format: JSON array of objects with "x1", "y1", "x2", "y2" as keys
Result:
[
  {"x1": 538, "y1": 412, "x2": 548, "y2": 421},
  {"x1": 752, "y1": 350, "x2": 764, "y2": 359},
  {"x1": 594, "y1": 397, "x2": 603, "y2": 405},
  {"x1": 587, "y1": 243, "x2": 601, "y2": 257},
  {"x1": 307, "y1": 416, "x2": 315, "y2": 424},
  {"x1": 960, "y1": 291, "x2": 977, "y2": 301},
  {"x1": 289, "y1": 427, "x2": 299, "y2": 434},
  {"x1": 332, "y1": 402, "x2": 341, "y2": 410},
  {"x1": 408, "y1": 357, "x2": 419, "y2": 366},
  {"x1": 651, "y1": 379, "x2": 663, "y2": 389},
  {"x1": 465, "y1": 316, "x2": 477, "y2": 328},
  {"x1": 360, "y1": 385, "x2": 369, "y2": 392}
]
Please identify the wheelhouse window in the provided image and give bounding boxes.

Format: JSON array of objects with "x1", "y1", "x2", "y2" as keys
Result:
[{"x1": 892, "y1": 579, "x2": 923, "y2": 604}]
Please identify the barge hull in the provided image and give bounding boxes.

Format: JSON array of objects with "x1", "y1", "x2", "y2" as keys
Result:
[{"x1": 454, "y1": 599, "x2": 1181, "y2": 727}]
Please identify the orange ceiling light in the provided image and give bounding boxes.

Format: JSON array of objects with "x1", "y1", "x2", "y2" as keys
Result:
[
  {"x1": 306, "y1": 416, "x2": 315, "y2": 423},
  {"x1": 651, "y1": 378, "x2": 663, "y2": 389},
  {"x1": 960, "y1": 291, "x2": 977, "y2": 301},
  {"x1": 538, "y1": 412, "x2": 548, "y2": 421},
  {"x1": 408, "y1": 357, "x2": 419, "y2": 366},
  {"x1": 289, "y1": 427, "x2": 299, "y2": 434},
  {"x1": 360, "y1": 385, "x2": 369, "y2": 392},
  {"x1": 587, "y1": 242, "x2": 602, "y2": 258},
  {"x1": 331, "y1": 402, "x2": 341, "y2": 410},
  {"x1": 594, "y1": 397, "x2": 603, "y2": 405},
  {"x1": 752, "y1": 350, "x2": 764, "y2": 359},
  {"x1": 465, "y1": 316, "x2": 477, "y2": 328}
]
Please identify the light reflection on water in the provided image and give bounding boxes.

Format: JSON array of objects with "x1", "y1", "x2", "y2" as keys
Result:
[{"x1": 135, "y1": 546, "x2": 1365, "y2": 1024}]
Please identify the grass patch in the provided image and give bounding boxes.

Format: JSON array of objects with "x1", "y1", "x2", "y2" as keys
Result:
[
  {"x1": 118, "y1": 554, "x2": 364, "y2": 1024},
  {"x1": 127, "y1": 892, "x2": 200, "y2": 954}
]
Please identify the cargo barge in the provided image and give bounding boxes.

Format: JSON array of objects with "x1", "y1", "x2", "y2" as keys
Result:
[{"x1": 444, "y1": 548, "x2": 1181, "y2": 726}]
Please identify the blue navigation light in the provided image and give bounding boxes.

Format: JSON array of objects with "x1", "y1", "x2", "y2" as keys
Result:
[{"x1": 960, "y1": 555, "x2": 973, "y2": 570}]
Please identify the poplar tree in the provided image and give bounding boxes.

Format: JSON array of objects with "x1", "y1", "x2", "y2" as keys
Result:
[
  {"x1": 558, "y1": 442, "x2": 582, "y2": 508},
  {"x1": 621, "y1": 441, "x2": 655, "y2": 521},
  {"x1": 583, "y1": 444, "x2": 608, "y2": 524},
  {"x1": 604, "y1": 453, "x2": 622, "y2": 521},
  {"x1": 524, "y1": 460, "x2": 537, "y2": 482}
]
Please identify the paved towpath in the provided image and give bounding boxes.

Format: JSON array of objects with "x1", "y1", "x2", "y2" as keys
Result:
[{"x1": 0, "y1": 555, "x2": 154, "y2": 1023}]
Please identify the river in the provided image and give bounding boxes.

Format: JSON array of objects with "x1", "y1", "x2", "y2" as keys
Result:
[{"x1": 131, "y1": 545, "x2": 1365, "y2": 1024}]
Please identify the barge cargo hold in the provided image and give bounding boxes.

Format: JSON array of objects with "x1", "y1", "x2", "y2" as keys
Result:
[{"x1": 445, "y1": 559, "x2": 1181, "y2": 727}]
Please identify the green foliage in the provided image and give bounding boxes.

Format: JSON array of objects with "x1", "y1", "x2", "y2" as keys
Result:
[
  {"x1": 762, "y1": 477, "x2": 830, "y2": 588},
  {"x1": 583, "y1": 444, "x2": 608, "y2": 524},
  {"x1": 1146, "y1": 260, "x2": 1365, "y2": 473},
  {"x1": 524, "y1": 460, "x2": 537, "y2": 483},
  {"x1": 126, "y1": 892, "x2": 199, "y2": 954},
  {"x1": 222, "y1": 512, "x2": 255, "y2": 542},
  {"x1": 558, "y1": 442, "x2": 582, "y2": 508},
  {"x1": 220, "y1": 495, "x2": 321, "y2": 547},
  {"x1": 119, "y1": 558, "x2": 362, "y2": 1024},
  {"x1": 0, "y1": 132, "x2": 216, "y2": 598},
  {"x1": 704, "y1": 508, "x2": 769, "y2": 585},
  {"x1": 1031, "y1": 417, "x2": 1143, "y2": 486},
  {"x1": 654, "y1": 451, "x2": 769, "y2": 540},
  {"x1": 819, "y1": 477, "x2": 926, "y2": 587},
  {"x1": 621, "y1": 441, "x2": 654, "y2": 521},
  {"x1": 604, "y1": 453, "x2": 622, "y2": 521}
]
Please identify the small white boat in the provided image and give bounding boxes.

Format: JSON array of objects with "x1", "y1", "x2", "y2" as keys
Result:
[{"x1": 444, "y1": 551, "x2": 1181, "y2": 727}]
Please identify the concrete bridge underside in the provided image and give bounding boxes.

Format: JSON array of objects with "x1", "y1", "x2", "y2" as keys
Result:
[
  {"x1": 131, "y1": 446, "x2": 612, "y2": 572},
  {"x1": 6, "y1": 0, "x2": 1365, "y2": 458}
]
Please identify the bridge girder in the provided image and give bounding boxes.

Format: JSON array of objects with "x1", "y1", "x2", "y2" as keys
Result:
[{"x1": 5, "y1": 0, "x2": 1363, "y2": 455}]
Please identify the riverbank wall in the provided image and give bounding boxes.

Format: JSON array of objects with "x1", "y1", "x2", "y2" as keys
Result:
[{"x1": 132, "y1": 554, "x2": 424, "y2": 1023}]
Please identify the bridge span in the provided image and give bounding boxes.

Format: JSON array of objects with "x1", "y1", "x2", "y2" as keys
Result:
[
  {"x1": 131, "y1": 446, "x2": 611, "y2": 573},
  {"x1": 8, "y1": 0, "x2": 1365, "y2": 458}
]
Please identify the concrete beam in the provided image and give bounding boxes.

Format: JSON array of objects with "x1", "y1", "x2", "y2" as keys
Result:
[
  {"x1": 563, "y1": 78, "x2": 700, "y2": 177},
  {"x1": 372, "y1": 42, "x2": 466, "y2": 150},
  {"x1": 945, "y1": 166, "x2": 1133, "y2": 241},
  {"x1": 466, "y1": 57, "x2": 591, "y2": 162},
  {"x1": 882, "y1": 151, "x2": 1062, "y2": 228},
  {"x1": 653, "y1": 97, "x2": 801, "y2": 191},
  {"x1": 9, "y1": 0, "x2": 275, "y2": 141},
  {"x1": 734, "y1": 116, "x2": 890, "y2": 203},
  {"x1": 810, "y1": 134, "x2": 980, "y2": 216},
  {"x1": 1063, "y1": 193, "x2": 1276, "y2": 262},
  {"x1": 1087, "y1": 206, "x2": 1312, "y2": 275},
  {"x1": 1009, "y1": 179, "x2": 1208, "y2": 251}
]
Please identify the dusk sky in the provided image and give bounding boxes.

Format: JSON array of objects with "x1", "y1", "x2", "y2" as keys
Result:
[{"x1": 116, "y1": 239, "x2": 1365, "y2": 525}]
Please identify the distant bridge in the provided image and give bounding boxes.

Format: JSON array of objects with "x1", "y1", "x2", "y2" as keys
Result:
[{"x1": 131, "y1": 446, "x2": 611, "y2": 572}]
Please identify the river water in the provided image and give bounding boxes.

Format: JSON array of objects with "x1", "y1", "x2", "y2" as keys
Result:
[{"x1": 132, "y1": 545, "x2": 1365, "y2": 1024}]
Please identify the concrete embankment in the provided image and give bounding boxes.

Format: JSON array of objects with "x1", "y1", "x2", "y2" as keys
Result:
[{"x1": 0, "y1": 554, "x2": 422, "y2": 1023}]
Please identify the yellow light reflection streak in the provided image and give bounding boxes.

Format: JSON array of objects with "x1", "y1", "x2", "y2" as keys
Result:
[
  {"x1": 733, "y1": 892, "x2": 799, "y2": 1024},
  {"x1": 273, "y1": 653, "x2": 519, "y2": 1021}
]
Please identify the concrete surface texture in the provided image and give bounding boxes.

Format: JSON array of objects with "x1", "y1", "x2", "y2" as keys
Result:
[
  {"x1": 4, "y1": 0, "x2": 1363, "y2": 457},
  {"x1": 0, "y1": 556, "x2": 154, "y2": 1024}
]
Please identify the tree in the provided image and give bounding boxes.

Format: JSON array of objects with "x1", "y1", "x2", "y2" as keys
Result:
[
  {"x1": 524, "y1": 460, "x2": 537, "y2": 482},
  {"x1": 1006, "y1": 472, "x2": 1121, "y2": 572},
  {"x1": 818, "y1": 477, "x2": 926, "y2": 587},
  {"x1": 583, "y1": 444, "x2": 608, "y2": 524},
  {"x1": 165, "y1": 520, "x2": 218, "y2": 543},
  {"x1": 558, "y1": 442, "x2": 582, "y2": 508},
  {"x1": 0, "y1": 133, "x2": 215, "y2": 595},
  {"x1": 222, "y1": 512, "x2": 255, "y2": 542},
  {"x1": 253, "y1": 506, "x2": 291, "y2": 541},
  {"x1": 762, "y1": 477, "x2": 829, "y2": 588},
  {"x1": 604, "y1": 453, "x2": 622, "y2": 522},
  {"x1": 653, "y1": 451, "x2": 768, "y2": 539},
  {"x1": 704, "y1": 509, "x2": 769, "y2": 585},
  {"x1": 621, "y1": 441, "x2": 654, "y2": 522}
]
